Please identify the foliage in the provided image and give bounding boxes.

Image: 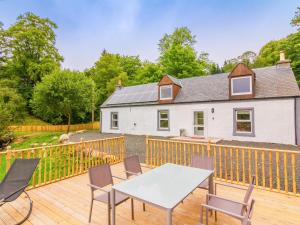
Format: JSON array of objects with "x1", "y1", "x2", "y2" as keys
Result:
[
  {"x1": 30, "y1": 70, "x2": 95, "y2": 131},
  {"x1": 291, "y1": 7, "x2": 300, "y2": 29},
  {"x1": 222, "y1": 51, "x2": 257, "y2": 72},
  {"x1": 133, "y1": 62, "x2": 165, "y2": 84},
  {"x1": 0, "y1": 86, "x2": 26, "y2": 147},
  {"x1": 159, "y1": 27, "x2": 213, "y2": 78},
  {"x1": 3, "y1": 12, "x2": 63, "y2": 104}
]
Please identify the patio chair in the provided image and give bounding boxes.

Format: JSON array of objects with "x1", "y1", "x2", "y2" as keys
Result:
[
  {"x1": 0, "y1": 158, "x2": 40, "y2": 225},
  {"x1": 200, "y1": 176, "x2": 256, "y2": 225},
  {"x1": 88, "y1": 164, "x2": 134, "y2": 225},
  {"x1": 123, "y1": 155, "x2": 146, "y2": 211},
  {"x1": 191, "y1": 154, "x2": 214, "y2": 191}
]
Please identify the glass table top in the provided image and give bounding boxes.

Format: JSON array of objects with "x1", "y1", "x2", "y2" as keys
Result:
[{"x1": 113, "y1": 163, "x2": 213, "y2": 209}]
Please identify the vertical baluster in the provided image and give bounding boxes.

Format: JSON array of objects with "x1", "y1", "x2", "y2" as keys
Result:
[
  {"x1": 180, "y1": 143, "x2": 182, "y2": 165},
  {"x1": 63, "y1": 145, "x2": 67, "y2": 178},
  {"x1": 230, "y1": 148, "x2": 233, "y2": 183},
  {"x1": 214, "y1": 146, "x2": 217, "y2": 178},
  {"x1": 292, "y1": 153, "x2": 297, "y2": 194},
  {"x1": 164, "y1": 142, "x2": 167, "y2": 164},
  {"x1": 276, "y1": 152, "x2": 281, "y2": 191},
  {"x1": 160, "y1": 141, "x2": 163, "y2": 166},
  {"x1": 242, "y1": 148, "x2": 245, "y2": 185},
  {"x1": 236, "y1": 148, "x2": 239, "y2": 183},
  {"x1": 219, "y1": 147, "x2": 222, "y2": 179},
  {"x1": 68, "y1": 145, "x2": 71, "y2": 177},
  {"x1": 184, "y1": 143, "x2": 186, "y2": 166},
  {"x1": 168, "y1": 141, "x2": 170, "y2": 163},
  {"x1": 224, "y1": 147, "x2": 228, "y2": 181},
  {"x1": 33, "y1": 148, "x2": 37, "y2": 187},
  {"x1": 176, "y1": 142, "x2": 178, "y2": 164},
  {"x1": 49, "y1": 146, "x2": 53, "y2": 183},
  {"x1": 262, "y1": 150, "x2": 265, "y2": 188},
  {"x1": 268, "y1": 151, "x2": 273, "y2": 190},
  {"x1": 254, "y1": 149, "x2": 258, "y2": 186},
  {"x1": 248, "y1": 149, "x2": 252, "y2": 183},
  {"x1": 72, "y1": 144, "x2": 75, "y2": 175},
  {"x1": 43, "y1": 147, "x2": 47, "y2": 184},
  {"x1": 146, "y1": 136, "x2": 149, "y2": 165},
  {"x1": 284, "y1": 152, "x2": 288, "y2": 193},
  {"x1": 201, "y1": 144, "x2": 204, "y2": 158}
]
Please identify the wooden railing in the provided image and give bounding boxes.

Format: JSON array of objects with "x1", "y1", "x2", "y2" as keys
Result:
[
  {"x1": 0, "y1": 136, "x2": 125, "y2": 189},
  {"x1": 145, "y1": 138, "x2": 300, "y2": 196},
  {"x1": 9, "y1": 122, "x2": 100, "y2": 132}
]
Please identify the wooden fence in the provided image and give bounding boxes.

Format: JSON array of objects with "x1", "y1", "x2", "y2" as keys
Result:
[
  {"x1": 0, "y1": 136, "x2": 125, "y2": 189},
  {"x1": 9, "y1": 122, "x2": 100, "y2": 132},
  {"x1": 145, "y1": 138, "x2": 300, "y2": 196}
]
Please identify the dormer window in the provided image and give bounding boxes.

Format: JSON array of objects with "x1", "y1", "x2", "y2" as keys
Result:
[
  {"x1": 160, "y1": 85, "x2": 173, "y2": 100},
  {"x1": 228, "y1": 63, "x2": 255, "y2": 100},
  {"x1": 231, "y1": 76, "x2": 252, "y2": 96}
]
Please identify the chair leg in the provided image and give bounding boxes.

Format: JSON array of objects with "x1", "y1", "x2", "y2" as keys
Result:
[
  {"x1": 205, "y1": 208, "x2": 208, "y2": 225},
  {"x1": 88, "y1": 199, "x2": 94, "y2": 223},
  {"x1": 108, "y1": 203, "x2": 111, "y2": 225},
  {"x1": 131, "y1": 198, "x2": 134, "y2": 220},
  {"x1": 215, "y1": 211, "x2": 217, "y2": 221},
  {"x1": 143, "y1": 202, "x2": 146, "y2": 211}
]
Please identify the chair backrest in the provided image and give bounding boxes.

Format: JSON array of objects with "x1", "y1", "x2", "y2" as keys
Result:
[
  {"x1": 88, "y1": 164, "x2": 113, "y2": 191},
  {"x1": 243, "y1": 176, "x2": 255, "y2": 204},
  {"x1": 191, "y1": 154, "x2": 214, "y2": 170},
  {"x1": 242, "y1": 199, "x2": 255, "y2": 225},
  {"x1": 2, "y1": 158, "x2": 40, "y2": 201},
  {"x1": 124, "y1": 155, "x2": 142, "y2": 178}
]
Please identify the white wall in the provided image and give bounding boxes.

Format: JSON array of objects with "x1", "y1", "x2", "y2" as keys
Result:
[{"x1": 101, "y1": 98, "x2": 296, "y2": 145}]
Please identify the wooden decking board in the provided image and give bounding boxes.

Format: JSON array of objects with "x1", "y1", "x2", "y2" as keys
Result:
[{"x1": 0, "y1": 163, "x2": 300, "y2": 225}]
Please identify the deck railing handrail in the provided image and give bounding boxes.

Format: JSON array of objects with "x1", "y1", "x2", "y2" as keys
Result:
[
  {"x1": 146, "y1": 137, "x2": 300, "y2": 196},
  {"x1": 0, "y1": 136, "x2": 126, "y2": 190}
]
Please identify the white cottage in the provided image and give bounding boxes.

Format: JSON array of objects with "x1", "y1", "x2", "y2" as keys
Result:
[{"x1": 100, "y1": 54, "x2": 300, "y2": 145}]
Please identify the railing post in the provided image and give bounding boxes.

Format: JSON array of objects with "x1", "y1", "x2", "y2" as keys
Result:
[
  {"x1": 145, "y1": 135, "x2": 149, "y2": 165},
  {"x1": 207, "y1": 140, "x2": 211, "y2": 157},
  {"x1": 80, "y1": 138, "x2": 84, "y2": 173},
  {"x1": 6, "y1": 146, "x2": 12, "y2": 173}
]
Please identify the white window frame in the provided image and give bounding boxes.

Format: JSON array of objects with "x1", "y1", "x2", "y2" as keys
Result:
[
  {"x1": 111, "y1": 112, "x2": 119, "y2": 129},
  {"x1": 233, "y1": 109, "x2": 254, "y2": 136},
  {"x1": 231, "y1": 76, "x2": 252, "y2": 96},
  {"x1": 159, "y1": 85, "x2": 173, "y2": 100},
  {"x1": 158, "y1": 110, "x2": 169, "y2": 130}
]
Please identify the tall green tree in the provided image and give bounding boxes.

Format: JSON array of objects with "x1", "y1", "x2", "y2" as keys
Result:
[
  {"x1": 30, "y1": 70, "x2": 95, "y2": 132},
  {"x1": 291, "y1": 7, "x2": 300, "y2": 29},
  {"x1": 133, "y1": 62, "x2": 165, "y2": 84},
  {"x1": 5, "y1": 12, "x2": 63, "y2": 104},
  {"x1": 159, "y1": 27, "x2": 213, "y2": 78},
  {"x1": 222, "y1": 51, "x2": 257, "y2": 72}
]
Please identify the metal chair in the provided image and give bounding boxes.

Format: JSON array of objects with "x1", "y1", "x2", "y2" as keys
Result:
[
  {"x1": 0, "y1": 158, "x2": 40, "y2": 225},
  {"x1": 191, "y1": 154, "x2": 214, "y2": 191},
  {"x1": 88, "y1": 164, "x2": 134, "y2": 224},
  {"x1": 200, "y1": 176, "x2": 256, "y2": 225},
  {"x1": 123, "y1": 155, "x2": 146, "y2": 211}
]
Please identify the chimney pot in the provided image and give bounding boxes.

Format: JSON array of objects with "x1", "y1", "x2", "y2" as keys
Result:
[
  {"x1": 115, "y1": 80, "x2": 122, "y2": 91},
  {"x1": 277, "y1": 50, "x2": 291, "y2": 69}
]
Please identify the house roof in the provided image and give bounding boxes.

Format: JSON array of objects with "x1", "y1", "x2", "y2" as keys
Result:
[{"x1": 101, "y1": 66, "x2": 300, "y2": 108}]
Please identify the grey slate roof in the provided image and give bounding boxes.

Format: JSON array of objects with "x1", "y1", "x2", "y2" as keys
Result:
[{"x1": 101, "y1": 66, "x2": 300, "y2": 107}]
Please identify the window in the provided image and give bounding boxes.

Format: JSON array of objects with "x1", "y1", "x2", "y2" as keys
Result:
[
  {"x1": 194, "y1": 111, "x2": 204, "y2": 136},
  {"x1": 231, "y1": 76, "x2": 252, "y2": 95},
  {"x1": 111, "y1": 112, "x2": 118, "y2": 129},
  {"x1": 158, "y1": 110, "x2": 169, "y2": 130},
  {"x1": 160, "y1": 85, "x2": 173, "y2": 100},
  {"x1": 233, "y1": 109, "x2": 254, "y2": 136}
]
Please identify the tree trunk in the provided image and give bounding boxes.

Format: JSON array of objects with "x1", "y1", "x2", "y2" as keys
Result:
[{"x1": 67, "y1": 113, "x2": 71, "y2": 133}]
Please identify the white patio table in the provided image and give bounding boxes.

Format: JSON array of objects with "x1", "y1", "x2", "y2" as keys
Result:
[{"x1": 112, "y1": 163, "x2": 214, "y2": 225}]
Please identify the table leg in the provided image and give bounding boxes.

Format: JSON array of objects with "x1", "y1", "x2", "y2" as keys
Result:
[
  {"x1": 112, "y1": 189, "x2": 116, "y2": 225},
  {"x1": 166, "y1": 209, "x2": 172, "y2": 225}
]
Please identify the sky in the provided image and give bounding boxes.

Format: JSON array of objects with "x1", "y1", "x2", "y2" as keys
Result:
[{"x1": 0, "y1": 0, "x2": 299, "y2": 71}]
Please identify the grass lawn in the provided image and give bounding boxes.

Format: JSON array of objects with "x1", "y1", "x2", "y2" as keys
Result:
[{"x1": 10, "y1": 131, "x2": 63, "y2": 149}]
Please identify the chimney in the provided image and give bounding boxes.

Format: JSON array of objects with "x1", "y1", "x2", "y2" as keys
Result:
[
  {"x1": 115, "y1": 80, "x2": 122, "y2": 91},
  {"x1": 277, "y1": 51, "x2": 291, "y2": 68}
]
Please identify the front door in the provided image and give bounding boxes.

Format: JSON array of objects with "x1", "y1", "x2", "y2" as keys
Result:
[{"x1": 194, "y1": 111, "x2": 205, "y2": 136}]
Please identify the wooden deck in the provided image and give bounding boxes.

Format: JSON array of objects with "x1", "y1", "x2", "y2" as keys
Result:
[{"x1": 1, "y1": 163, "x2": 300, "y2": 225}]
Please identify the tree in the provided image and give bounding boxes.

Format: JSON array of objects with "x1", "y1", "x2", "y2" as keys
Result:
[
  {"x1": 159, "y1": 27, "x2": 214, "y2": 78},
  {"x1": 133, "y1": 62, "x2": 165, "y2": 84},
  {"x1": 5, "y1": 12, "x2": 63, "y2": 104},
  {"x1": 30, "y1": 70, "x2": 95, "y2": 132},
  {"x1": 0, "y1": 86, "x2": 26, "y2": 147},
  {"x1": 291, "y1": 7, "x2": 300, "y2": 29}
]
